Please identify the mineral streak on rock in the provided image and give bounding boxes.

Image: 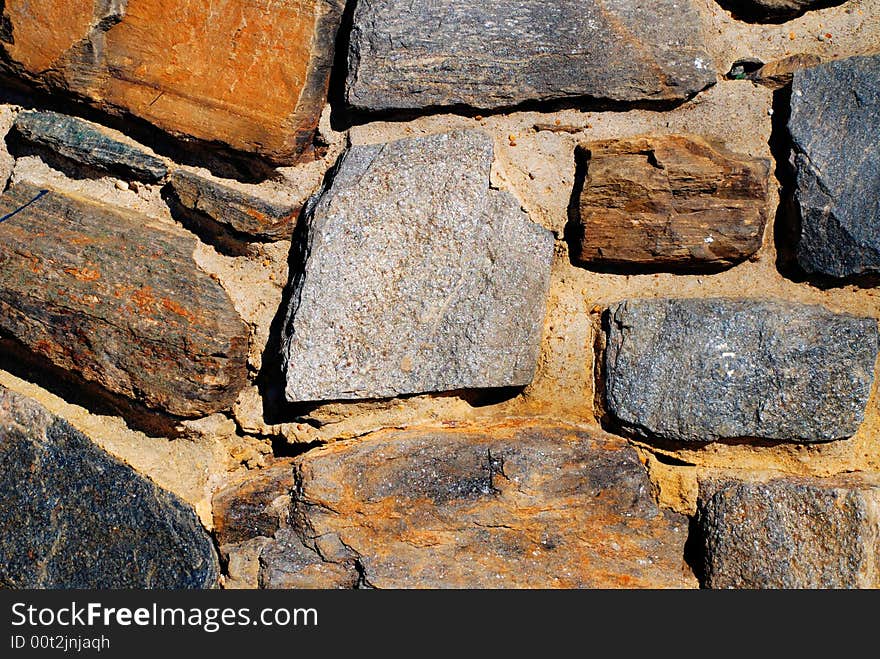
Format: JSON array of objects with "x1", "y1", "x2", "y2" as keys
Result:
[
  {"x1": 257, "y1": 426, "x2": 697, "y2": 589},
  {"x1": 789, "y1": 54, "x2": 880, "y2": 279},
  {"x1": 604, "y1": 298, "x2": 878, "y2": 443},
  {"x1": 698, "y1": 474, "x2": 880, "y2": 588},
  {"x1": 11, "y1": 110, "x2": 169, "y2": 181},
  {"x1": 169, "y1": 170, "x2": 301, "y2": 242},
  {"x1": 281, "y1": 130, "x2": 554, "y2": 403},
  {"x1": 0, "y1": 182, "x2": 249, "y2": 417},
  {"x1": 0, "y1": 0, "x2": 346, "y2": 165},
  {"x1": 573, "y1": 135, "x2": 770, "y2": 270},
  {"x1": 346, "y1": 0, "x2": 716, "y2": 114},
  {"x1": 0, "y1": 386, "x2": 219, "y2": 588}
]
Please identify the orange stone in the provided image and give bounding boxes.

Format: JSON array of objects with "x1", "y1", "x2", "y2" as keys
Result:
[{"x1": 0, "y1": 0, "x2": 344, "y2": 165}]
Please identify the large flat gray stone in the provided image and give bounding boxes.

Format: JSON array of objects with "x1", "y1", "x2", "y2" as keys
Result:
[
  {"x1": 698, "y1": 474, "x2": 880, "y2": 588},
  {"x1": 0, "y1": 386, "x2": 218, "y2": 589},
  {"x1": 790, "y1": 54, "x2": 880, "y2": 279},
  {"x1": 346, "y1": 0, "x2": 716, "y2": 113},
  {"x1": 604, "y1": 298, "x2": 878, "y2": 443},
  {"x1": 281, "y1": 130, "x2": 554, "y2": 402}
]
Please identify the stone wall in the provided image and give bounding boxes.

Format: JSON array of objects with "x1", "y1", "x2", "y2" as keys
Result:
[{"x1": 0, "y1": 0, "x2": 878, "y2": 589}]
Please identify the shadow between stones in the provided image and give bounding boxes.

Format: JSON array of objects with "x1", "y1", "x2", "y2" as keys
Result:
[
  {"x1": 713, "y1": 0, "x2": 848, "y2": 24},
  {"x1": 0, "y1": 334, "x2": 183, "y2": 438}
]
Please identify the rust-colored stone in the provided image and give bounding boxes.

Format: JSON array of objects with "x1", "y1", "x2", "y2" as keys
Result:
[
  {"x1": 254, "y1": 426, "x2": 697, "y2": 589},
  {"x1": 0, "y1": 182, "x2": 249, "y2": 417},
  {"x1": 214, "y1": 461, "x2": 295, "y2": 547},
  {"x1": 573, "y1": 135, "x2": 770, "y2": 270},
  {"x1": 0, "y1": 0, "x2": 344, "y2": 165}
]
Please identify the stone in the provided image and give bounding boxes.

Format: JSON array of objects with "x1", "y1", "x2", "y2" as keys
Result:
[
  {"x1": 11, "y1": 110, "x2": 168, "y2": 181},
  {"x1": 346, "y1": 0, "x2": 716, "y2": 114},
  {"x1": 258, "y1": 426, "x2": 697, "y2": 588},
  {"x1": 281, "y1": 130, "x2": 554, "y2": 402},
  {"x1": 697, "y1": 474, "x2": 880, "y2": 588},
  {"x1": 789, "y1": 54, "x2": 880, "y2": 279},
  {"x1": 0, "y1": 182, "x2": 249, "y2": 417},
  {"x1": 748, "y1": 54, "x2": 822, "y2": 89},
  {"x1": 718, "y1": 1, "x2": 848, "y2": 21},
  {"x1": 213, "y1": 461, "x2": 295, "y2": 547},
  {"x1": 169, "y1": 170, "x2": 300, "y2": 242},
  {"x1": 0, "y1": 0, "x2": 345, "y2": 165},
  {"x1": 573, "y1": 135, "x2": 770, "y2": 270},
  {"x1": 604, "y1": 298, "x2": 878, "y2": 443},
  {"x1": 0, "y1": 386, "x2": 218, "y2": 588}
]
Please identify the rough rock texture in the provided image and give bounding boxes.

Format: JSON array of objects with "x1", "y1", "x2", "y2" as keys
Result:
[
  {"x1": 0, "y1": 0, "x2": 345, "y2": 164},
  {"x1": 0, "y1": 182, "x2": 249, "y2": 417},
  {"x1": 214, "y1": 461, "x2": 295, "y2": 547},
  {"x1": 282, "y1": 130, "x2": 554, "y2": 402},
  {"x1": 169, "y1": 170, "x2": 300, "y2": 242},
  {"x1": 747, "y1": 54, "x2": 822, "y2": 89},
  {"x1": 719, "y1": 0, "x2": 848, "y2": 21},
  {"x1": 573, "y1": 135, "x2": 769, "y2": 270},
  {"x1": 604, "y1": 298, "x2": 878, "y2": 443},
  {"x1": 698, "y1": 474, "x2": 880, "y2": 588},
  {"x1": 790, "y1": 54, "x2": 880, "y2": 279},
  {"x1": 11, "y1": 110, "x2": 168, "y2": 181},
  {"x1": 0, "y1": 386, "x2": 218, "y2": 588},
  {"x1": 257, "y1": 426, "x2": 697, "y2": 588},
  {"x1": 346, "y1": 0, "x2": 716, "y2": 113}
]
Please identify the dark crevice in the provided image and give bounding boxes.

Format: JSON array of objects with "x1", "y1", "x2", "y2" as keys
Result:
[
  {"x1": 714, "y1": 0, "x2": 848, "y2": 24},
  {"x1": 327, "y1": 0, "x2": 358, "y2": 132},
  {"x1": 564, "y1": 144, "x2": 589, "y2": 268},
  {"x1": 683, "y1": 512, "x2": 707, "y2": 589},
  {"x1": 0, "y1": 335, "x2": 184, "y2": 438},
  {"x1": 269, "y1": 436, "x2": 325, "y2": 460}
]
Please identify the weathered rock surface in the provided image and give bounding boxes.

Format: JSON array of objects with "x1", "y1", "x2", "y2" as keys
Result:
[
  {"x1": 281, "y1": 130, "x2": 554, "y2": 402},
  {"x1": 573, "y1": 135, "x2": 769, "y2": 270},
  {"x1": 214, "y1": 461, "x2": 295, "y2": 547},
  {"x1": 11, "y1": 110, "x2": 168, "y2": 181},
  {"x1": 697, "y1": 474, "x2": 880, "y2": 588},
  {"x1": 746, "y1": 54, "x2": 822, "y2": 89},
  {"x1": 256, "y1": 426, "x2": 696, "y2": 589},
  {"x1": 0, "y1": 182, "x2": 249, "y2": 417},
  {"x1": 789, "y1": 54, "x2": 880, "y2": 279},
  {"x1": 0, "y1": 386, "x2": 218, "y2": 588},
  {"x1": 719, "y1": 0, "x2": 847, "y2": 21},
  {"x1": 604, "y1": 298, "x2": 878, "y2": 443},
  {"x1": 169, "y1": 170, "x2": 300, "y2": 242},
  {"x1": 346, "y1": 0, "x2": 716, "y2": 113},
  {"x1": 0, "y1": 0, "x2": 345, "y2": 164}
]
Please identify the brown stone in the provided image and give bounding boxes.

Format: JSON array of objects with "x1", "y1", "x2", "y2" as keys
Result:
[
  {"x1": 214, "y1": 461, "x2": 295, "y2": 547},
  {"x1": 751, "y1": 54, "x2": 822, "y2": 89},
  {"x1": 0, "y1": 0, "x2": 345, "y2": 165},
  {"x1": 0, "y1": 182, "x2": 249, "y2": 417},
  {"x1": 572, "y1": 135, "x2": 770, "y2": 270},
  {"x1": 257, "y1": 426, "x2": 697, "y2": 589}
]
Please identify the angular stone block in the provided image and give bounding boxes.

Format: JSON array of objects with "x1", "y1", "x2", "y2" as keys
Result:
[
  {"x1": 698, "y1": 474, "x2": 880, "y2": 588},
  {"x1": 346, "y1": 0, "x2": 716, "y2": 113},
  {"x1": 281, "y1": 130, "x2": 554, "y2": 402},
  {"x1": 0, "y1": 0, "x2": 345, "y2": 164},
  {"x1": 573, "y1": 135, "x2": 769, "y2": 270},
  {"x1": 0, "y1": 182, "x2": 249, "y2": 417},
  {"x1": 604, "y1": 298, "x2": 878, "y2": 443},
  {"x1": 790, "y1": 54, "x2": 880, "y2": 279},
  {"x1": 11, "y1": 110, "x2": 168, "y2": 181},
  {"x1": 169, "y1": 170, "x2": 300, "y2": 242},
  {"x1": 0, "y1": 386, "x2": 218, "y2": 588},
  {"x1": 258, "y1": 426, "x2": 697, "y2": 588}
]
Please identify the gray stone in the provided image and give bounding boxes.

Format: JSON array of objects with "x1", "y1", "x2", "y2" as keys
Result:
[
  {"x1": 346, "y1": 0, "x2": 716, "y2": 114},
  {"x1": 0, "y1": 386, "x2": 218, "y2": 589},
  {"x1": 11, "y1": 110, "x2": 168, "y2": 182},
  {"x1": 257, "y1": 426, "x2": 697, "y2": 588},
  {"x1": 604, "y1": 298, "x2": 878, "y2": 443},
  {"x1": 698, "y1": 474, "x2": 880, "y2": 588},
  {"x1": 281, "y1": 130, "x2": 554, "y2": 402},
  {"x1": 790, "y1": 54, "x2": 880, "y2": 279},
  {"x1": 169, "y1": 170, "x2": 300, "y2": 242}
]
